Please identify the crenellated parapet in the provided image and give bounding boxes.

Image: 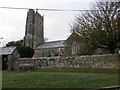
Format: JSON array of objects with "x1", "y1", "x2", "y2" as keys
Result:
[{"x1": 24, "y1": 9, "x2": 44, "y2": 48}]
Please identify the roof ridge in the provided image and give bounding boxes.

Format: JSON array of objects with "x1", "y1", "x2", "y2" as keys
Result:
[
  {"x1": 37, "y1": 40, "x2": 65, "y2": 49},
  {"x1": 45, "y1": 40, "x2": 65, "y2": 43}
]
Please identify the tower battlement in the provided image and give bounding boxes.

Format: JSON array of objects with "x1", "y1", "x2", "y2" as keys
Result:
[{"x1": 24, "y1": 9, "x2": 44, "y2": 48}]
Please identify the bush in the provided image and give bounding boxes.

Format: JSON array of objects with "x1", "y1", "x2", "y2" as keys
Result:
[{"x1": 18, "y1": 46, "x2": 34, "y2": 58}]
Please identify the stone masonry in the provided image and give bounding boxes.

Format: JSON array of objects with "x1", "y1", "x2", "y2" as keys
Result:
[
  {"x1": 15, "y1": 54, "x2": 119, "y2": 69},
  {"x1": 24, "y1": 9, "x2": 44, "y2": 48}
]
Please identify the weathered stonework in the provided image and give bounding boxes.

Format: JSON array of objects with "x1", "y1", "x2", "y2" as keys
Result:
[
  {"x1": 1, "y1": 47, "x2": 20, "y2": 70},
  {"x1": 15, "y1": 54, "x2": 119, "y2": 70},
  {"x1": 24, "y1": 9, "x2": 44, "y2": 48}
]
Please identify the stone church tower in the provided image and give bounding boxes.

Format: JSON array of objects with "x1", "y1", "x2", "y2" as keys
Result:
[{"x1": 24, "y1": 9, "x2": 44, "y2": 48}]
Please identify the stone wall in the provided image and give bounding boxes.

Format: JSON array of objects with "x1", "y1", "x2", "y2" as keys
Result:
[{"x1": 15, "y1": 54, "x2": 119, "y2": 69}]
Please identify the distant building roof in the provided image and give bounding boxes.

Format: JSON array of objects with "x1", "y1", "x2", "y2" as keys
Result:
[
  {"x1": 0, "y1": 47, "x2": 16, "y2": 55},
  {"x1": 37, "y1": 40, "x2": 65, "y2": 49}
]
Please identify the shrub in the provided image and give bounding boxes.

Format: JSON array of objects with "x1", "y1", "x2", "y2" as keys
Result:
[{"x1": 18, "y1": 46, "x2": 34, "y2": 58}]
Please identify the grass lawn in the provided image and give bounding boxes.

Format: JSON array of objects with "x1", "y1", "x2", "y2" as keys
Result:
[
  {"x1": 2, "y1": 68, "x2": 119, "y2": 88},
  {"x1": 33, "y1": 68, "x2": 119, "y2": 74}
]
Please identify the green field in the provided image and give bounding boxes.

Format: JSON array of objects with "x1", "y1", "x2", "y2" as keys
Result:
[
  {"x1": 6, "y1": 67, "x2": 119, "y2": 74},
  {"x1": 2, "y1": 68, "x2": 119, "y2": 88},
  {"x1": 33, "y1": 68, "x2": 119, "y2": 74}
]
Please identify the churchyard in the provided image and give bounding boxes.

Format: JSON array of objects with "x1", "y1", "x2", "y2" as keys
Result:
[
  {"x1": 1, "y1": 0, "x2": 120, "y2": 89},
  {"x1": 2, "y1": 68, "x2": 119, "y2": 88},
  {"x1": 2, "y1": 54, "x2": 120, "y2": 88}
]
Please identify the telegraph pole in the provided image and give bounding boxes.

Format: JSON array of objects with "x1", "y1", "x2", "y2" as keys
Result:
[{"x1": 118, "y1": 50, "x2": 120, "y2": 68}]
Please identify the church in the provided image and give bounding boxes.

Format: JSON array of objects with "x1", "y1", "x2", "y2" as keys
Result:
[{"x1": 24, "y1": 9, "x2": 81, "y2": 57}]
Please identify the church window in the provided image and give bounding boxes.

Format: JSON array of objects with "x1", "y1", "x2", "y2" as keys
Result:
[{"x1": 72, "y1": 42, "x2": 77, "y2": 55}]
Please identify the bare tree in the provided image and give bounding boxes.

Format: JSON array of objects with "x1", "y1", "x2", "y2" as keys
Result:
[{"x1": 71, "y1": 1, "x2": 120, "y2": 54}]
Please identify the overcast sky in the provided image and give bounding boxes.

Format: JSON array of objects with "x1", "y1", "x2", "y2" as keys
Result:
[{"x1": 0, "y1": 0, "x2": 95, "y2": 47}]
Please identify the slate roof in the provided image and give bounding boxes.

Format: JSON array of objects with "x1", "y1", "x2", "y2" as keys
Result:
[
  {"x1": 37, "y1": 40, "x2": 65, "y2": 49},
  {"x1": 0, "y1": 47, "x2": 16, "y2": 55}
]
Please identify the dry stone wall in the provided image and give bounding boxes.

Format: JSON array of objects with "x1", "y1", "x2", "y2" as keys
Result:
[{"x1": 15, "y1": 54, "x2": 119, "y2": 69}]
